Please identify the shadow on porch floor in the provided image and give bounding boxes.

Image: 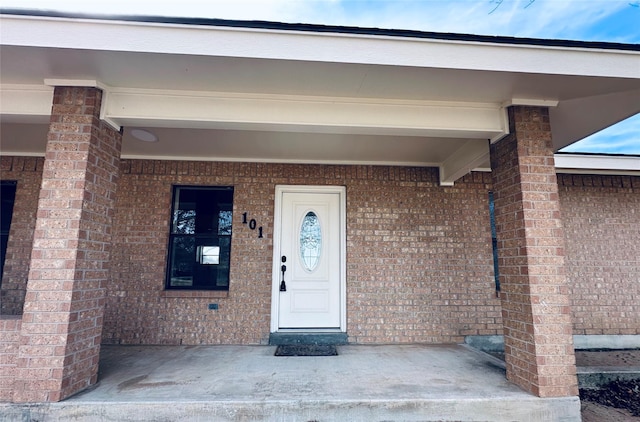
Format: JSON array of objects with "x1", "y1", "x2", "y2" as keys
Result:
[{"x1": 2, "y1": 344, "x2": 580, "y2": 422}]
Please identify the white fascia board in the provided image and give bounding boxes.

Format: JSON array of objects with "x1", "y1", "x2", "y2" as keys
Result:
[
  {"x1": 1, "y1": 14, "x2": 639, "y2": 79},
  {"x1": 555, "y1": 154, "x2": 640, "y2": 174},
  {"x1": 0, "y1": 84, "x2": 53, "y2": 121},
  {"x1": 104, "y1": 88, "x2": 507, "y2": 139}
]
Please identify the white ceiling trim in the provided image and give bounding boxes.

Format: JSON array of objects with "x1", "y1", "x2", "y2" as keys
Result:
[
  {"x1": 2, "y1": 14, "x2": 639, "y2": 79},
  {"x1": 2, "y1": 148, "x2": 636, "y2": 178},
  {"x1": 119, "y1": 153, "x2": 443, "y2": 168},
  {"x1": 104, "y1": 88, "x2": 507, "y2": 139},
  {"x1": 0, "y1": 151, "x2": 44, "y2": 157}
]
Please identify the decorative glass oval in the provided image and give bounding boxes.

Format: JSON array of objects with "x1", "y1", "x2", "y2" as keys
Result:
[{"x1": 299, "y1": 211, "x2": 322, "y2": 271}]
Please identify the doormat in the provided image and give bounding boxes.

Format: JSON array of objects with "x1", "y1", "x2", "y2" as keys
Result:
[{"x1": 275, "y1": 344, "x2": 338, "y2": 357}]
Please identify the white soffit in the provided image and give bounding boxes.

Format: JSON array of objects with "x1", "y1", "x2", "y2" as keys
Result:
[{"x1": 550, "y1": 89, "x2": 640, "y2": 150}]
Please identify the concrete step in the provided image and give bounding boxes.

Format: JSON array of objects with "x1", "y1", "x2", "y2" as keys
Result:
[
  {"x1": 1, "y1": 396, "x2": 580, "y2": 422},
  {"x1": 268, "y1": 332, "x2": 348, "y2": 345}
]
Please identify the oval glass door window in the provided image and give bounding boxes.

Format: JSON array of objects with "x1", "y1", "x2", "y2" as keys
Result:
[{"x1": 299, "y1": 211, "x2": 322, "y2": 271}]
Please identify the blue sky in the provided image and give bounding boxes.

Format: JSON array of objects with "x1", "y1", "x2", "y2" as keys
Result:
[{"x1": 4, "y1": 0, "x2": 639, "y2": 154}]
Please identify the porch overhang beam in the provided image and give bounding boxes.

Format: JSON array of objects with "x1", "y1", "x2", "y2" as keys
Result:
[
  {"x1": 0, "y1": 83, "x2": 509, "y2": 140},
  {"x1": 0, "y1": 84, "x2": 53, "y2": 123},
  {"x1": 102, "y1": 88, "x2": 508, "y2": 139},
  {"x1": 439, "y1": 139, "x2": 491, "y2": 186}
]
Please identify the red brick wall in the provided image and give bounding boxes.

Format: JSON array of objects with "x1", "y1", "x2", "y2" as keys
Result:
[
  {"x1": 0, "y1": 316, "x2": 21, "y2": 402},
  {"x1": 346, "y1": 170, "x2": 500, "y2": 343},
  {"x1": 559, "y1": 174, "x2": 640, "y2": 335},
  {"x1": 103, "y1": 161, "x2": 501, "y2": 345},
  {"x1": 0, "y1": 157, "x2": 44, "y2": 315}
]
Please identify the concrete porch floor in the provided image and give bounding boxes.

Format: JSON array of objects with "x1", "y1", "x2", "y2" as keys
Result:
[{"x1": 1, "y1": 344, "x2": 580, "y2": 422}]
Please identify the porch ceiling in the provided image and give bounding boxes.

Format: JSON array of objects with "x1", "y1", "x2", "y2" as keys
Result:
[{"x1": 1, "y1": 12, "x2": 639, "y2": 184}]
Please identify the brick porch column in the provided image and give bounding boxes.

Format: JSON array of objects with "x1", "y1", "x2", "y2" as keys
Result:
[
  {"x1": 13, "y1": 87, "x2": 122, "y2": 402},
  {"x1": 489, "y1": 106, "x2": 578, "y2": 397}
]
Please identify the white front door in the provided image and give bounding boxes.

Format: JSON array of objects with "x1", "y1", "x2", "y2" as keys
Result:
[{"x1": 271, "y1": 185, "x2": 345, "y2": 331}]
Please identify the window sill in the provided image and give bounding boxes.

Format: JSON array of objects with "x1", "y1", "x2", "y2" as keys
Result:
[{"x1": 161, "y1": 290, "x2": 229, "y2": 299}]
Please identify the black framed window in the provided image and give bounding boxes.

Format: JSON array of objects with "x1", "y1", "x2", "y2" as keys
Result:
[
  {"x1": 1, "y1": 181, "x2": 17, "y2": 286},
  {"x1": 166, "y1": 186, "x2": 233, "y2": 290}
]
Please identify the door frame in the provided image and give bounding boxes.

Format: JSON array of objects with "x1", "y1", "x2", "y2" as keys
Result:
[{"x1": 270, "y1": 185, "x2": 347, "y2": 333}]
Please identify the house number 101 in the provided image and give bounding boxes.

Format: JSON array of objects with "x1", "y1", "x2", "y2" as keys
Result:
[{"x1": 242, "y1": 212, "x2": 263, "y2": 238}]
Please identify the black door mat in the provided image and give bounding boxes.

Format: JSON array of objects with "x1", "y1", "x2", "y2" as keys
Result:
[{"x1": 275, "y1": 344, "x2": 338, "y2": 356}]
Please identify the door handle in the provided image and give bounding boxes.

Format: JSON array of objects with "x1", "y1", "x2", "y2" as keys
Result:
[{"x1": 279, "y1": 256, "x2": 287, "y2": 292}]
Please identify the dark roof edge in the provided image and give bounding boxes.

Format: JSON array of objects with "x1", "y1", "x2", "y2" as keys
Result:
[{"x1": 2, "y1": 8, "x2": 639, "y2": 52}]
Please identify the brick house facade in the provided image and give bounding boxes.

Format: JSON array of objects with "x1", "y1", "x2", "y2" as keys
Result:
[{"x1": 1, "y1": 11, "x2": 639, "y2": 404}]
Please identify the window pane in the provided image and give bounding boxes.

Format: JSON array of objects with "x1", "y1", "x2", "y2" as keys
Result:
[
  {"x1": 216, "y1": 237, "x2": 231, "y2": 287},
  {"x1": 300, "y1": 211, "x2": 321, "y2": 272},
  {"x1": 218, "y1": 210, "x2": 232, "y2": 236},
  {"x1": 1, "y1": 181, "x2": 17, "y2": 284},
  {"x1": 173, "y1": 210, "x2": 196, "y2": 234},
  {"x1": 166, "y1": 186, "x2": 233, "y2": 290},
  {"x1": 168, "y1": 236, "x2": 195, "y2": 287}
]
